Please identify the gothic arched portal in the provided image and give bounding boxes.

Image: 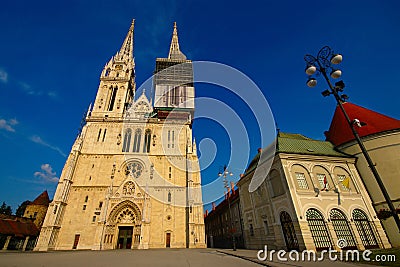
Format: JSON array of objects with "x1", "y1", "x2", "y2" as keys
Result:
[{"x1": 107, "y1": 201, "x2": 142, "y2": 249}]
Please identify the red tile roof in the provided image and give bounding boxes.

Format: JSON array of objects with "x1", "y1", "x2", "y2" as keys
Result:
[
  {"x1": 0, "y1": 218, "x2": 39, "y2": 237},
  {"x1": 31, "y1": 190, "x2": 50, "y2": 206},
  {"x1": 325, "y1": 102, "x2": 400, "y2": 146}
]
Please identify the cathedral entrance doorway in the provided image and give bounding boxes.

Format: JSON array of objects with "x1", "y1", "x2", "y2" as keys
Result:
[{"x1": 117, "y1": 226, "x2": 133, "y2": 249}]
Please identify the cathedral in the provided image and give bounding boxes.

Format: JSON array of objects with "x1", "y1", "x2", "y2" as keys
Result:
[{"x1": 35, "y1": 20, "x2": 206, "y2": 250}]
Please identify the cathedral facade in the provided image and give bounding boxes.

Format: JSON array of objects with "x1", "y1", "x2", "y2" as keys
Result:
[{"x1": 35, "y1": 20, "x2": 206, "y2": 250}]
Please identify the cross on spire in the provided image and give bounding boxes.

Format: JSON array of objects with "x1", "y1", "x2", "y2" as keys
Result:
[{"x1": 168, "y1": 22, "x2": 186, "y2": 60}]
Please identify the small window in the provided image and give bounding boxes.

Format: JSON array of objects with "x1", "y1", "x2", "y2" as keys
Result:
[
  {"x1": 133, "y1": 129, "x2": 142, "y2": 153},
  {"x1": 168, "y1": 191, "x2": 171, "y2": 202},
  {"x1": 83, "y1": 205, "x2": 87, "y2": 211},
  {"x1": 167, "y1": 130, "x2": 175, "y2": 148},
  {"x1": 122, "y1": 129, "x2": 132, "y2": 152},
  {"x1": 168, "y1": 166, "x2": 172, "y2": 179},
  {"x1": 295, "y1": 172, "x2": 309, "y2": 189},
  {"x1": 53, "y1": 205, "x2": 58, "y2": 214},
  {"x1": 250, "y1": 224, "x2": 254, "y2": 236},
  {"x1": 264, "y1": 220, "x2": 269, "y2": 235},
  {"x1": 337, "y1": 174, "x2": 350, "y2": 191},
  {"x1": 84, "y1": 196, "x2": 88, "y2": 202},
  {"x1": 102, "y1": 129, "x2": 107, "y2": 142},
  {"x1": 105, "y1": 68, "x2": 111, "y2": 77},
  {"x1": 92, "y1": 216, "x2": 96, "y2": 222},
  {"x1": 97, "y1": 129, "x2": 102, "y2": 142},
  {"x1": 317, "y1": 173, "x2": 329, "y2": 190},
  {"x1": 33, "y1": 212, "x2": 38, "y2": 219},
  {"x1": 108, "y1": 86, "x2": 118, "y2": 111},
  {"x1": 143, "y1": 129, "x2": 151, "y2": 153},
  {"x1": 99, "y1": 202, "x2": 103, "y2": 208},
  {"x1": 167, "y1": 130, "x2": 170, "y2": 148}
]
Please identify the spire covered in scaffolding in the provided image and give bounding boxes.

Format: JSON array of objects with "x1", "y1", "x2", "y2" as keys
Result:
[{"x1": 168, "y1": 22, "x2": 187, "y2": 60}]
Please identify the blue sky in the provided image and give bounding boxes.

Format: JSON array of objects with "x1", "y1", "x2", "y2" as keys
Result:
[{"x1": 1, "y1": 1, "x2": 399, "y2": 211}]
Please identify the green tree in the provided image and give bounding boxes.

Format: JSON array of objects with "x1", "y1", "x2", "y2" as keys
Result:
[
  {"x1": 16, "y1": 200, "x2": 31, "y2": 217},
  {"x1": 0, "y1": 201, "x2": 12, "y2": 215}
]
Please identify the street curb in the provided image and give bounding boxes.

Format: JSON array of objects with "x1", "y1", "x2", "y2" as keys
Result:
[{"x1": 216, "y1": 250, "x2": 272, "y2": 266}]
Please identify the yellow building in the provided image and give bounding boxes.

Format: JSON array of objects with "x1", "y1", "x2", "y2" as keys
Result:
[
  {"x1": 237, "y1": 132, "x2": 391, "y2": 251},
  {"x1": 35, "y1": 20, "x2": 205, "y2": 251},
  {"x1": 23, "y1": 190, "x2": 50, "y2": 229}
]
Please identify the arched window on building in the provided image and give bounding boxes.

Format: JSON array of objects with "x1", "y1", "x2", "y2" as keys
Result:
[
  {"x1": 122, "y1": 129, "x2": 132, "y2": 152},
  {"x1": 280, "y1": 211, "x2": 299, "y2": 251},
  {"x1": 168, "y1": 191, "x2": 171, "y2": 202},
  {"x1": 306, "y1": 208, "x2": 332, "y2": 251},
  {"x1": 108, "y1": 86, "x2": 118, "y2": 111},
  {"x1": 329, "y1": 209, "x2": 356, "y2": 249},
  {"x1": 352, "y1": 209, "x2": 379, "y2": 249},
  {"x1": 105, "y1": 68, "x2": 111, "y2": 77},
  {"x1": 133, "y1": 129, "x2": 142, "y2": 152},
  {"x1": 143, "y1": 129, "x2": 151, "y2": 153}
]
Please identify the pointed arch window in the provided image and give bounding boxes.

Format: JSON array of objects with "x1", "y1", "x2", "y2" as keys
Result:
[
  {"x1": 168, "y1": 191, "x2": 171, "y2": 202},
  {"x1": 143, "y1": 129, "x2": 151, "y2": 153},
  {"x1": 122, "y1": 129, "x2": 132, "y2": 152},
  {"x1": 133, "y1": 129, "x2": 142, "y2": 152},
  {"x1": 105, "y1": 68, "x2": 111, "y2": 77},
  {"x1": 167, "y1": 130, "x2": 175, "y2": 149},
  {"x1": 108, "y1": 86, "x2": 118, "y2": 111},
  {"x1": 97, "y1": 129, "x2": 102, "y2": 142}
]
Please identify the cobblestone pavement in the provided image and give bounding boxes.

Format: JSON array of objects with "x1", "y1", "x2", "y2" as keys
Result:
[
  {"x1": 0, "y1": 249, "x2": 259, "y2": 267},
  {"x1": 217, "y1": 249, "x2": 380, "y2": 267},
  {"x1": 0, "y1": 248, "x2": 387, "y2": 267}
]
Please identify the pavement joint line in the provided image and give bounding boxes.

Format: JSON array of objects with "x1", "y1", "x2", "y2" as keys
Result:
[{"x1": 216, "y1": 250, "x2": 272, "y2": 267}]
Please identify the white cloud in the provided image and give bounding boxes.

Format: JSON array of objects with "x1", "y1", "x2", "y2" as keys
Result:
[
  {"x1": 0, "y1": 69, "x2": 8, "y2": 83},
  {"x1": 0, "y1": 118, "x2": 18, "y2": 132},
  {"x1": 30, "y1": 135, "x2": 67, "y2": 157},
  {"x1": 18, "y1": 81, "x2": 41, "y2": 95},
  {"x1": 1, "y1": 68, "x2": 57, "y2": 98},
  {"x1": 34, "y1": 163, "x2": 59, "y2": 183},
  {"x1": 47, "y1": 91, "x2": 58, "y2": 98}
]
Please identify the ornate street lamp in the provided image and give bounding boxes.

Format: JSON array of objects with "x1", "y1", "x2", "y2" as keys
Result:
[
  {"x1": 304, "y1": 46, "x2": 400, "y2": 233},
  {"x1": 219, "y1": 165, "x2": 236, "y2": 251}
]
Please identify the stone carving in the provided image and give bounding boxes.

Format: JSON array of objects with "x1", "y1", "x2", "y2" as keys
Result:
[
  {"x1": 123, "y1": 181, "x2": 135, "y2": 195},
  {"x1": 116, "y1": 208, "x2": 135, "y2": 224}
]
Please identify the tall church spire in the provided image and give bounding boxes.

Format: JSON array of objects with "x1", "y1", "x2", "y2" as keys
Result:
[
  {"x1": 116, "y1": 19, "x2": 135, "y2": 62},
  {"x1": 91, "y1": 19, "x2": 136, "y2": 118},
  {"x1": 168, "y1": 22, "x2": 186, "y2": 60}
]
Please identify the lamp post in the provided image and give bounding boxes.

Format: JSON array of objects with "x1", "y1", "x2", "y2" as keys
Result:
[
  {"x1": 219, "y1": 165, "x2": 236, "y2": 251},
  {"x1": 304, "y1": 46, "x2": 400, "y2": 233}
]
